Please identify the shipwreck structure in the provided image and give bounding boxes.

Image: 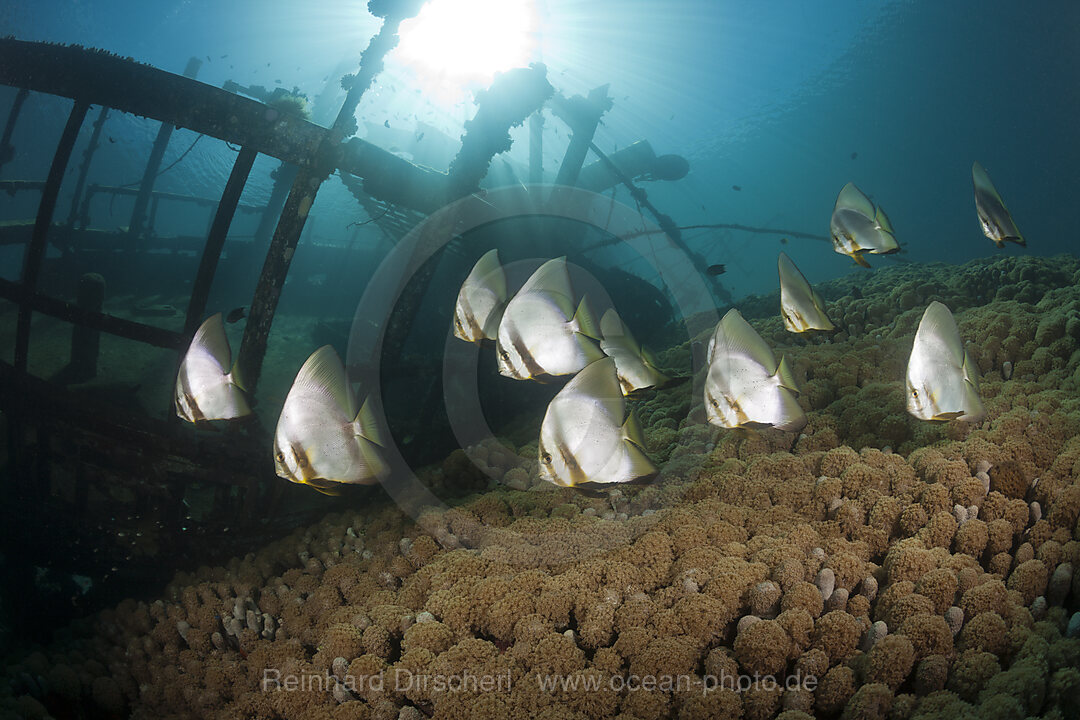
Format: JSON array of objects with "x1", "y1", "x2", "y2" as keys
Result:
[{"x1": 0, "y1": 0, "x2": 716, "y2": 632}]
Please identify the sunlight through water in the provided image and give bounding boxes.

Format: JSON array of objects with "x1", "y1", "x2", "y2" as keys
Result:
[{"x1": 395, "y1": 0, "x2": 540, "y2": 102}]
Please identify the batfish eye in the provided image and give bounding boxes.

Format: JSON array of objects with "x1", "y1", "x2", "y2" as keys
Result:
[
  {"x1": 275, "y1": 451, "x2": 285, "y2": 462},
  {"x1": 710, "y1": 399, "x2": 719, "y2": 408},
  {"x1": 500, "y1": 350, "x2": 510, "y2": 360},
  {"x1": 541, "y1": 452, "x2": 552, "y2": 464},
  {"x1": 911, "y1": 389, "x2": 919, "y2": 398}
]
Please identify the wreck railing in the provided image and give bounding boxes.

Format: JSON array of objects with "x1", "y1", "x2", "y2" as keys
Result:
[
  {"x1": 0, "y1": 38, "x2": 330, "y2": 364},
  {"x1": 0, "y1": 21, "x2": 701, "y2": 563}
]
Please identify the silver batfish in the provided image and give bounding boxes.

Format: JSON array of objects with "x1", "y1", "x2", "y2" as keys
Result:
[
  {"x1": 705, "y1": 308, "x2": 806, "y2": 431},
  {"x1": 496, "y1": 257, "x2": 603, "y2": 381},
  {"x1": 778, "y1": 251, "x2": 835, "y2": 333},
  {"x1": 972, "y1": 161, "x2": 1025, "y2": 248},
  {"x1": 829, "y1": 182, "x2": 899, "y2": 267},
  {"x1": 174, "y1": 313, "x2": 250, "y2": 422},
  {"x1": 538, "y1": 357, "x2": 657, "y2": 487},
  {"x1": 274, "y1": 345, "x2": 388, "y2": 495},
  {"x1": 453, "y1": 248, "x2": 508, "y2": 343},
  {"x1": 906, "y1": 301, "x2": 985, "y2": 423}
]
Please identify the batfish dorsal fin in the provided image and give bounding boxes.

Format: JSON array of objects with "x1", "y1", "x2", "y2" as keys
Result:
[
  {"x1": 191, "y1": 313, "x2": 231, "y2": 371},
  {"x1": 521, "y1": 257, "x2": 572, "y2": 297},
  {"x1": 564, "y1": 357, "x2": 623, "y2": 418},
  {"x1": 919, "y1": 302, "x2": 965, "y2": 368},
  {"x1": 295, "y1": 345, "x2": 356, "y2": 419},
  {"x1": 835, "y1": 182, "x2": 875, "y2": 218},
  {"x1": 715, "y1": 309, "x2": 777, "y2": 371},
  {"x1": 972, "y1": 161, "x2": 1007, "y2": 207},
  {"x1": 777, "y1": 251, "x2": 804, "y2": 293},
  {"x1": 471, "y1": 248, "x2": 507, "y2": 303}
]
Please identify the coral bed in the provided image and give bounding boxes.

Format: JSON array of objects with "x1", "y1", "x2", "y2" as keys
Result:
[{"x1": 3, "y1": 254, "x2": 1080, "y2": 720}]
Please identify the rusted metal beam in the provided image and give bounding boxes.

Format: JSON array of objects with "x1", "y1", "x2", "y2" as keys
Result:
[
  {"x1": 0, "y1": 38, "x2": 326, "y2": 167},
  {"x1": 14, "y1": 101, "x2": 89, "y2": 373},
  {"x1": 0, "y1": 277, "x2": 182, "y2": 350},
  {"x1": 184, "y1": 145, "x2": 258, "y2": 337}
]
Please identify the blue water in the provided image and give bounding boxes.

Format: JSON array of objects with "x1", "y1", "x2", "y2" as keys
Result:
[{"x1": 2, "y1": 0, "x2": 1078, "y2": 301}]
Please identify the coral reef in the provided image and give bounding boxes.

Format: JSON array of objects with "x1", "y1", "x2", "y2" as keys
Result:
[{"x1": 2, "y1": 254, "x2": 1080, "y2": 719}]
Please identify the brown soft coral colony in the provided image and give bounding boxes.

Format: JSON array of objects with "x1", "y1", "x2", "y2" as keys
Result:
[{"x1": 2, "y1": 256, "x2": 1080, "y2": 720}]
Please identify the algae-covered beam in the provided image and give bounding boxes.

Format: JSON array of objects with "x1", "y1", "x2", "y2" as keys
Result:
[
  {"x1": 339, "y1": 137, "x2": 449, "y2": 214},
  {"x1": 236, "y1": 0, "x2": 425, "y2": 397},
  {"x1": 552, "y1": 86, "x2": 613, "y2": 188},
  {"x1": 14, "y1": 101, "x2": 88, "y2": 373},
  {"x1": 0, "y1": 38, "x2": 325, "y2": 167},
  {"x1": 447, "y1": 65, "x2": 553, "y2": 198}
]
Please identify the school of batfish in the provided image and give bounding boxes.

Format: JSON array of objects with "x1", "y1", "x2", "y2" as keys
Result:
[{"x1": 172, "y1": 162, "x2": 1023, "y2": 492}]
